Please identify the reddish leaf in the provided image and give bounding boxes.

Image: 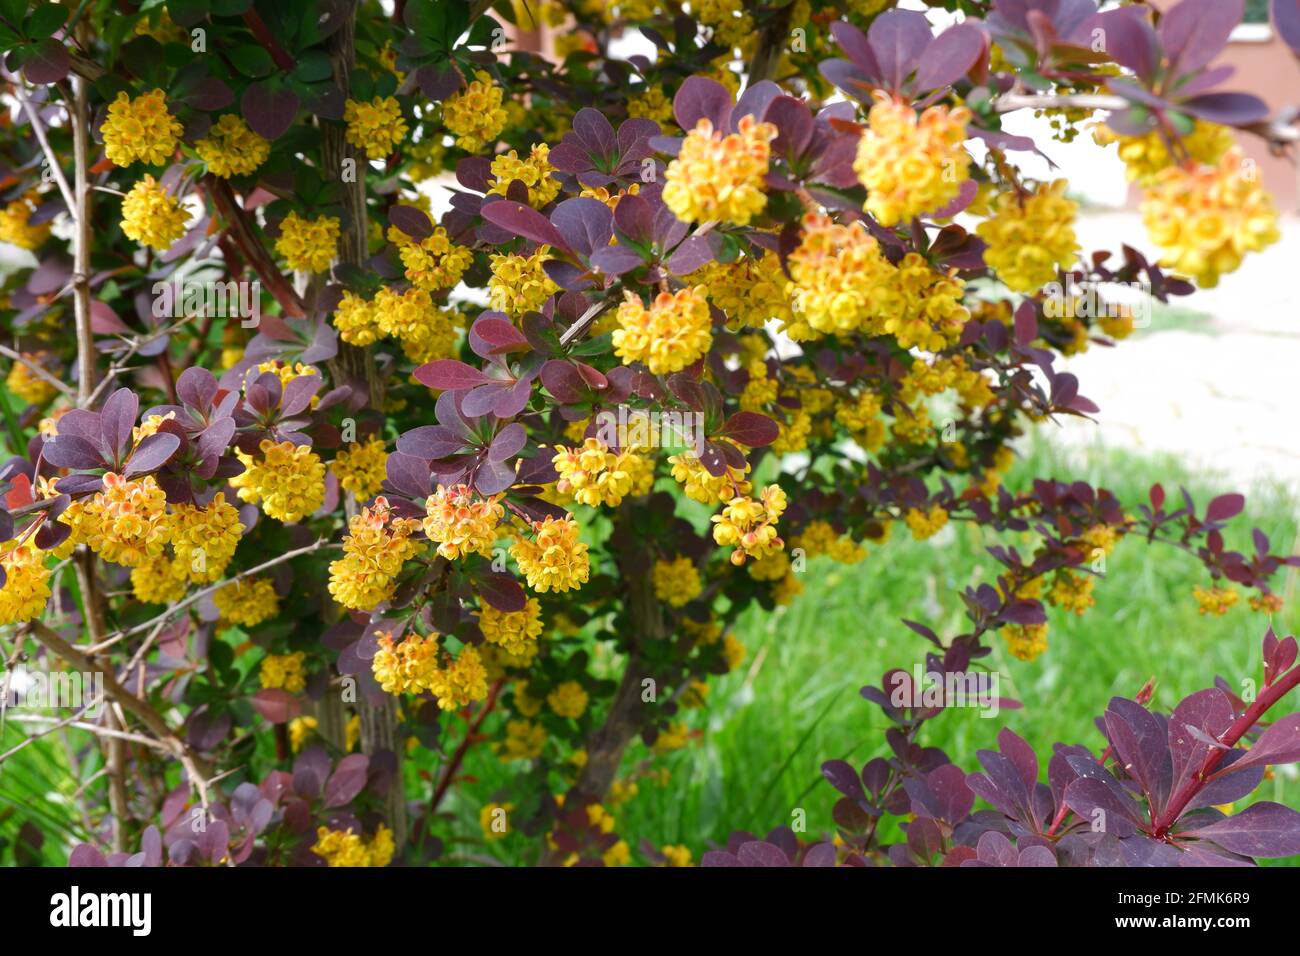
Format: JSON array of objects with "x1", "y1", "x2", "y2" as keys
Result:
[
  {"x1": 1205, "y1": 493, "x2": 1245, "y2": 523},
  {"x1": 323, "y1": 754, "x2": 370, "y2": 808},
  {"x1": 479, "y1": 572, "x2": 526, "y2": 612},
  {"x1": 479, "y1": 200, "x2": 570, "y2": 252},
  {"x1": 717, "y1": 411, "x2": 778, "y2": 447},
  {"x1": 414, "y1": 360, "x2": 493, "y2": 391},
  {"x1": 252, "y1": 689, "x2": 300, "y2": 724}
]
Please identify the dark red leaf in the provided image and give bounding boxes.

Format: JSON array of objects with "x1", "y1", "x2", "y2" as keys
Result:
[
  {"x1": 478, "y1": 572, "x2": 526, "y2": 612},
  {"x1": 413, "y1": 360, "x2": 493, "y2": 391},
  {"x1": 479, "y1": 200, "x2": 570, "y2": 252},
  {"x1": 252, "y1": 689, "x2": 300, "y2": 724},
  {"x1": 718, "y1": 411, "x2": 778, "y2": 447}
]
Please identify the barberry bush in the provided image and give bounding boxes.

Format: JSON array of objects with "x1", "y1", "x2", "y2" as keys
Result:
[{"x1": 0, "y1": 0, "x2": 1296, "y2": 868}]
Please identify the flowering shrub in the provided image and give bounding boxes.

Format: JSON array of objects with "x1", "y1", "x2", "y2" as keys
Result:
[{"x1": 0, "y1": 0, "x2": 1294, "y2": 868}]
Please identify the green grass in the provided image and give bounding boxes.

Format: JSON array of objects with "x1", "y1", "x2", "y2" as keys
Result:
[{"x1": 456, "y1": 438, "x2": 1300, "y2": 863}]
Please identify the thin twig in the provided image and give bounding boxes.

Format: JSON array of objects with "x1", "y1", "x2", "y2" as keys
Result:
[
  {"x1": 11, "y1": 86, "x2": 76, "y2": 212},
  {"x1": 0, "y1": 345, "x2": 75, "y2": 397}
]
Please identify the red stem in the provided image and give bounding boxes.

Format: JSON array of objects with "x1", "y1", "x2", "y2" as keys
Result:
[
  {"x1": 428, "y1": 679, "x2": 504, "y2": 815},
  {"x1": 1152, "y1": 664, "x2": 1300, "y2": 836},
  {"x1": 241, "y1": 9, "x2": 296, "y2": 72}
]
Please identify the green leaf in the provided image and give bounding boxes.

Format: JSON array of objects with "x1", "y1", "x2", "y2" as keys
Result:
[
  {"x1": 229, "y1": 42, "x2": 274, "y2": 78},
  {"x1": 23, "y1": 3, "x2": 66, "y2": 39},
  {"x1": 0, "y1": 0, "x2": 27, "y2": 29},
  {"x1": 295, "y1": 49, "x2": 332, "y2": 83}
]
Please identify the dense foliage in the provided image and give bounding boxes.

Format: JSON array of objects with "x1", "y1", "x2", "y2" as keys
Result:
[{"x1": 0, "y1": 0, "x2": 1296, "y2": 867}]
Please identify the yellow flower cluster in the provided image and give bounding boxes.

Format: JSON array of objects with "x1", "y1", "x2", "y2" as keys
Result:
[
  {"x1": 120, "y1": 176, "x2": 190, "y2": 251},
  {"x1": 391, "y1": 225, "x2": 473, "y2": 292},
  {"x1": 835, "y1": 392, "x2": 885, "y2": 452},
  {"x1": 785, "y1": 214, "x2": 893, "y2": 338},
  {"x1": 628, "y1": 86, "x2": 674, "y2": 123},
  {"x1": 1139, "y1": 148, "x2": 1279, "y2": 288},
  {"x1": 213, "y1": 577, "x2": 280, "y2": 628},
  {"x1": 883, "y1": 254, "x2": 970, "y2": 351},
  {"x1": 101, "y1": 89, "x2": 182, "y2": 166},
  {"x1": 977, "y1": 180, "x2": 1078, "y2": 293},
  {"x1": 652, "y1": 556, "x2": 702, "y2": 606},
  {"x1": 6, "y1": 354, "x2": 56, "y2": 405},
  {"x1": 373, "y1": 286, "x2": 459, "y2": 363},
  {"x1": 511, "y1": 515, "x2": 591, "y2": 592},
  {"x1": 333, "y1": 291, "x2": 383, "y2": 347},
  {"x1": 328, "y1": 497, "x2": 423, "y2": 611},
  {"x1": 663, "y1": 115, "x2": 776, "y2": 226},
  {"x1": 194, "y1": 114, "x2": 270, "y2": 178},
  {"x1": 442, "y1": 70, "x2": 508, "y2": 151},
  {"x1": 312, "y1": 825, "x2": 394, "y2": 867},
  {"x1": 0, "y1": 192, "x2": 50, "y2": 250},
  {"x1": 479, "y1": 596, "x2": 544, "y2": 657},
  {"x1": 372, "y1": 631, "x2": 439, "y2": 694},
  {"x1": 668, "y1": 453, "x2": 750, "y2": 505},
  {"x1": 488, "y1": 247, "x2": 557, "y2": 315},
  {"x1": 496, "y1": 718, "x2": 547, "y2": 760},
  {"x1": 0, "y1": 540, "x2": 51, "y2": 624},
  {"x1": 1093, "y1": 120, "x2": 1233, "y2": 185},
  {"x1": 75, "y1": 472, "x2": 171, "y2": 567},
  {"x1": 693, "y1": 253, "x2": 793, "y2": 330},
  {"x1": 612, "y1": 286, "x2": 713, "y2": 374},
  {"x1": 711, "y1": 484, "x2": 787, "y2": 566},
  {"x1": 331, "y1": 436, "x2": 388, "y2": 500},
  {"x1": 275, "y1": 212, "x2": 340, "y2": 274},
  {"x1": 853, "y1": 94, "x2": 971, "y2": 227},
  {"x1": 904, "y1": 504, "x2": 948, "y2": 541},
  {"x1": 345, "y1": 96, "x2": 408, "y2": 160},
  {"x1": 428, "y1": 644, "x2": 489, "y2": 711},
  {"x1": 792, "y1": 520, "x2": 865, "y2": 564},
  {"x1": 661, "y1": 844, "x2": 693, "y2": 867},
  {"x1": 1002, "y1": 622, "x2": 1048, "y2": 662},
  {"x1": 260, "y1": 651, "x2": 307, "y2": 693},
  {"x1": 548, "y1": 680, "x2": 589, "y2": 718},
  {"x1": 1047, "y1": 570, "x2": 1095, "y2": 615},
  {"x1": 231, "y1": 439, "x2": 327, "y2": 523},
  {"x1": 167, "y1": 493, "x2": 243, "y2": 582},
  {"x1": 552, "y1": 437, "x2": 643, "y2": 507},
  {"x1": 423, "y1": 484, "x2": 505, "y2": 560},
  {"x1": 1194, "y1": 584, "x2": 1240, "y2": 616},
  {"x1": 488, "y1": 143, "x2": 561, "y2": 208}
]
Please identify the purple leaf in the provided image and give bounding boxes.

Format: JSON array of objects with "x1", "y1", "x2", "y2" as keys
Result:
[
  {"x1": 397, "y1": 425, "x2": 465, "y2": 460},
  {"x1": 1096, "y1": 7, "x2": 1160, "y2": 80},
  {"x1": 1211, "y1": 714, "x2": 1300, "y2": 776},
  {"x1": 590, "y1": 244, "x2": 645, "y2": 276},
  {"x1": 1063, "y1": 777, "x2": 1143, "y2": 837},
  {"x1": 23, "y1": 39, "x2": 71, "y2": 85},
  {"x1": 473, "y1": 456, "x2": 516, "y2": 496},
  {"x1": 42, "y1": 435, "x2": 105, "y2": 470},
  {"x1": 735, "y1": 841, "x2": 791, "y2": 867},
  {"x1": 492, "y1": 376, "x2": 534, "y2": 419},
  {"x1": 488, "y1": 422, "x2": 527, "y2": 462},
  {"x1": 414, "y1": 360, "x2": 493, "y2": 391},
  {"x1": 1277, "y1": 0, "x2": 1300, "y2": 55},
  {"x1": 1205, "y1": 492, "x2": 1245, "y2": 523},
  {"x1": 822, "y1": 759, "x2": 865, "y2": 799},
  {"x1": 673, "y1": 76, "x2": 733, "y2": 133},
  {"x1": 1182, "y1": 92, "x2": 1270, "y2": 126},
  {"x1": 388, "y1": 205, "x2": 434, "y2": 240},
  {"x1": 241, "y1": 82, "x2": 300, "y2": 140},
  {"x1": 100, "y1": 388, "x2": 139, "y2": 461},
  {"x1": 479, "y1": 200, "x2": 571, "y2": 253},
  {"x1": 385, "y1": 452, "x2": 431, "y2": 498},
  {"x1": 478, "y1": 572, "x2": 526, "y2": 612},
  {"x1": 124, "y1": 433, "x2": 181, "y2": 477},
  {"x1": 550, "y1": 198, "x2": 613, "y2": 258},
  {"x1": 470, "y1": 316, "x2": 530, "y2": 358},
  {"x1": 570, "y1": 108, "x2": 617, "y2": 160},
  {"x1": 831, "y1": 20, "x2": 881, "y2": 79},
  {"x1": 323, "y1": 754, "x2": 370, "y2": 808},
  {"x1": 913, "y1": 23, "x2": 985, "y2": 92},
  {"x1": 1160, "y1": 0, "x2": 1243, "y2": 78},
  {"x1": 718, "y1": 411, "x2": 778, "y2": 447},
  {"x1": 252, "y1": 689, "x2": 300, "y2": 724},
  {"x1": 868, "y1": 9, "x2": 933, "y2": 90},
  {"x1": 176, "y1": 367, "x2": 218, "y2": 409},
  {"x1": 1169, "y1": 688, "x2": 1236, "y2": 800},
  {"x1": 1183, "y1": 801, "x2": 1300, "y2": 858},
  {"x1": 666, "y1": 235, "x2": 715, "y2": 275}
]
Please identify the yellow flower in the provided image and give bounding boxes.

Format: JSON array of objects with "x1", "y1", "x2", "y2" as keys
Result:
[
  {"x1": 1194, "y1": 584, "x2": 1240, "y2": 616},
  {"x1": 120, "y1": 176, "x2": 190, "y2": 251},
  {"x1": 372, "y1": 631, "x2": 441, "y2": 695},
  {"x1": 977, "y1": 179, "x2": 1078, "y2": 293},
  {"x1": 1002, "y1": 623, "x2": 1048, "y2": 662},
  {"x1": 792, "y1": 520, "x2": 865, "y2": 564},
  {"x1": 328, "y1": 497, "x2": 423, "y2": 611},
  {"x1": 488, "y1": 143, "x2": 561, "y2": 208},
  {"x1": 652, "y1": 721, "x2": 690, "y2": 754},
  {"x1": 390, "y1": 225, "x2": 473, "y2": 292},
  {"x1": 275, "y1": 212, "x2": 340, "y2": 273},
  {"x1": 288, "y1": 716, "x2": 318, "y2": 752},
  {"x1": 331, "y1": 436, "x2": 388, "y2": 500},
  {"x1": 496, "y1": 718, "x2": 547, "y2": 761},
  {"x1": 710, "y1": 484, "x2": 787, "y2": 566},
  {"x1": 426, "y1": 644, "x2": 489, "y2": 710},
  {"x1": 602, "y1": 840, "x2": 631, "y2": 867},
  {"x1": 488, "y1": 246, "x2": 557, "y2": 315},
  {"x1": 1048, "y1": 570, "x2": 1095, "y2": 615},
  {"x1": 169, "y1": 492, "x2": 243, "y2": 582},
  {"x1": 612, "y1": 286, "x2": 713, "y2": 374},
  {"x1": 663, "y1": 114, "x2": 776, "y2": 226},
  {"x1": 260, "y1": 651, "x2": 307, "y2": 693},
  {"x1": 423, "y1": 484, "x2": 505, "y2": 560},
  {"x1": 513, "y1": 679, "x2": 544, "y2": 717},
  {"x1": 373, "y1": 286, "x2": 459, "y2": 363},
  {"x1": 130, "y1": 553, "x2": 188, "y2": 604},
  {"x1": 0, "y1": 192, "x2": 50, "y2": 250},
  {"x1": 1139, "y1": 148, "x2": 1279, "y2": 288},
  {"x1": 100, "y1": 89, "x2": 182, "y2": 167},
  {"x1": 903, "y1": 504, "x2": 948, "y2": 541},
  {"x1": 214, "y1": 577, "x2": 280, "y2": 628},
  {"x1": 785, "y1": 213, "x2": 894, "y2": 339},
  {"x1": 652, "y1": 556, "x2": 702, "y2": 607},
  {"x1": 442, "y1": 70, "x2": 508, "y2": 151},
  {"x1": 853, "y1": 93, "x2": 971, "y2": 227},
  {"x1": 78, "y1": 472, "x2": 171, "y2": 567},
  {"x1": 551, "y1": 437, "x2": 643, "y2": 508},
  {"x1": 692, "y1": 253, "x2": 793, "y2": 330},
  {"x1": 6, "y1": 354, "x2": 57, "y2": 406},
  {"x1": 668, "y1": 453, "x2": 750, "y2": 505},
  {"x1": 722, "y1": 632, "x2": 746, "y2": 670},
  {"x1": 194, "y1": 114, "x2": 270, "y2": 178},
  {"x1": 230, "y1": 439, "x2": 327, "y2": 523},
  {"x1": 547, "y1": 680, "x2": 589, "y2": 718},
  {"x1": 312, "y1": 825, "x2": 394, "y2": 867},
  {"x1": 511, "y1": 515, "x2": 591, "y2": 592},
  {"x1": 333, "y1": 291, "x2": 383, "y2": 347},
  {"x1": 344, "y1": 96, "x2": 408, "y2": 160},
  {"x1": 1094, "y1": 120, "x2": 1234, "y2": 185},
  {"x1": 478, "y1": 597, "x2": 544, "y2": 657},
  {"x1": 0, "y1": 540, "x2": 51, "y2": 624},
  {"x1": 661, "y1": 844, "x2": 693, "y2": 867},
  {"x1": 883, "y1": 254, "x2": 969, "y2": 352},
  {"x1": 628, "y1": 86, "x2": 674, "y2": 123}
]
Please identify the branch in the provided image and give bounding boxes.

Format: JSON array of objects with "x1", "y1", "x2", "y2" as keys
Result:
[
  {"x1": 204, "y1": 176, "x2": 306, "y2": 319},
  {"x1": 11, "y1": 86, "x2": 76, "y2": 213},
  {"x1": 0, "y1": 346, "x2": 75, "y2": 397}
]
